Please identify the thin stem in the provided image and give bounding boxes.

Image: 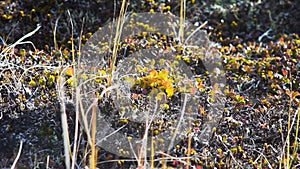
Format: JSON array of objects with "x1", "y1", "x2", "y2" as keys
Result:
[
  {"x1": 179, "y1": 0, "x2": 186, "y2": 44},
  {"x1": 108, "y1": 0, "x2": 128, "y2": 87},
  {"x1": 89, "y1": 102, "x2": 97, "y2": 169},
  {"x1": 11, "y1": 141, "x2": 23, "y2": 169}
]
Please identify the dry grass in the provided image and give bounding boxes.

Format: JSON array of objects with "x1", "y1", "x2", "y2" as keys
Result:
[{"x1": 3, "y1": 0, "x2": 299, "y2": 168}]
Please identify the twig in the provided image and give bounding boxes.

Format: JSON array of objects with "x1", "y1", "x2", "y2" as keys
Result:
[
  {"x1": 252, "y1": 149, "x2": 273, "y2": 169},
  {"x1": 185, "y1": 21, "x2": 208, "y2": 43},
  {"x1": 11, "y1": 141, "x2": 23, "y2": 169},
  {"x1": 217, "y1": 135, "x2": 243, "y2": 168},
  {"x1": 168, "y1": 93, "x2": 187, "y2": 151},
  {"x1": 57, "y1": 75, "x2": 71, "y2": 169},
  {"x1": 1, "y1": 25, "x2": 41, "y2": 55},
  {"x1": 46, "y1": 155, "x2": 50, "y2": 169}
]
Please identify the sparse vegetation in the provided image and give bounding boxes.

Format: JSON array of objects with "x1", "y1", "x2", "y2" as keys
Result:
[{"x1": 0, "y1": 0, "x2": 299, "y2": 168}]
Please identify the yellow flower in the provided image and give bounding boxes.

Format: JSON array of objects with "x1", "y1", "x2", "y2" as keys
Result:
[
  {"x1": 65, "y1": 67, "x2": 74, "y2": 77},
  {"x1": 149, "y1": 69, "x2": 158, "y2": 77},
  {"x1": 100, "y1": 69, "x2": 106, "y2": 75},
  {"x1": 166, "y1": 87, "x2": 174, "y2": 98},
  {"x1": 38, "y1": 77, "x2": 46, "y2": 86},
  {"x1": 67, "y1": 77, "x2": 75, "y2": 86},
  {"x1": 48, "y1": 75, "x2": 55, "y2": 83},
  {"x1": 29, "y1": 79, "x2": 36, "y2": 86},
  {"x1": 158, "y1": 69, "x2": 169, "y2": 81},
  {"x1": 160, "y1": 103, "x2": 169, "y2": 110}
]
